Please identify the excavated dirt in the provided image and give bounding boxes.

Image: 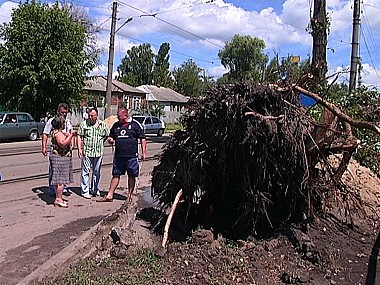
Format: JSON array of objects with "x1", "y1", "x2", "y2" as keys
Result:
[{"x1": 39, "y1": 156, "x2": 380, "y2": 285}]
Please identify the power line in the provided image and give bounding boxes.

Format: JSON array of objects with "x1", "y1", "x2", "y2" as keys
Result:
[
  {"x1": 117, "y1": 0, "x2": 224, "y2": 49},
  {"x1": 363, "y1": 4, "x2": 380, "y2": 10},
  {"x1": 360, "y1": 26, "x2": 380, "y2": 80},
  {"x1": 361, "y1": 5, "x2": 380, "y2": 68},
  {"x1": 101, "y1": 27, "x2": 216, "y2": 65}
]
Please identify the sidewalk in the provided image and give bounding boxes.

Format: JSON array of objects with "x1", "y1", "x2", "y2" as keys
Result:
[{"x1": 17, "y1": 159, "x2": 158, "y2": 285}]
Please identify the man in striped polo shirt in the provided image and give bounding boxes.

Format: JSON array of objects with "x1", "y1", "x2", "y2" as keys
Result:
[{"x1": 77, "y1": 107, "x2": 109, "y2": 199}]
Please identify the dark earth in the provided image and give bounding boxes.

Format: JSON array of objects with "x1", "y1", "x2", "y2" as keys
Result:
[{"x1": 35, "y1": 157, "x2": 380, "y2": 285}]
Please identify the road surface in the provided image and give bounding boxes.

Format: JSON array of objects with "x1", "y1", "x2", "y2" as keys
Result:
[{"x1": 0, "y1": 135, "x2": 167, "y2": 284}]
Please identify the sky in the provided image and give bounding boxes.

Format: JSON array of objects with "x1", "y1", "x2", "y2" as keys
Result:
[{"x1": 0, "y1": 0, "x2": 380, "y2": 89}]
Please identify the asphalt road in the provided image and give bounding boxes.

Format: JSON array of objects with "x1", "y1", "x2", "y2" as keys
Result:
[{"x1": 0, "y1": 135, "x2": 168, "y2": 284}]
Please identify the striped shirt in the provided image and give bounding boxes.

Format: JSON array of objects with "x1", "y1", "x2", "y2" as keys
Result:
[{"x1": 78, "y1": 120, "x2": 109, "y2": 157}]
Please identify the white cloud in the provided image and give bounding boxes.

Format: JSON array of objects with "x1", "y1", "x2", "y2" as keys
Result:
[
  {"x1": 360, "y1": 63, "x2": 380, "y2": 88},
  {"x1": 208, "y1": 64, "x2": 228, "y2": 79},
  {"x1": 0, "y1": 0, "x2": 379, "y2": 88},
  {"x1": 90, "y1": 64, "x2": 108, "y2": 76},
  {"x1": 0, "y1": 1, "x2": 18, "y2": 24}
]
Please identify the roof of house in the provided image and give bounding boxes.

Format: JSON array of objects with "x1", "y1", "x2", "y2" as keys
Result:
[
  {"x1": 136, "y1": 85, "x2": 188, "y2": 103},
  {"x1": 84, "y1": 76, "x2": 146, "y2": 95}
]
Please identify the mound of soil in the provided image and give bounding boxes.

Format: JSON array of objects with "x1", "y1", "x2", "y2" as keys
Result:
[{"x1": 40, "y1": 158, "x2": 380, "y2": 285}]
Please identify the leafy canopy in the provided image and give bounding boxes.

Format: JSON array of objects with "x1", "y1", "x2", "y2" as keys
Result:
[
  {"x1": 117, "y1": 42, "x2": 174, "y2": 88},
  {"x1": 153, "y1": 42, "x2": 173, "y2": 88},
  {"x1": 330, "y1": 84, "x2": 380, "y2": 177},
  {"x1": 117, "y1": 43, "x2": 154, "y2": 87},
  {"x1": 0, "y1": 0, "x2": 97, "y2": 119},
  {"x1": 218, "y1": 34, "x2": 268, "y2": 82},
  {"x1": 173, "y1": 59, "x2": 206, "y2": 98}
]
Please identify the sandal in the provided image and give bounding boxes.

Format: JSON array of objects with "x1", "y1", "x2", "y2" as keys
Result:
[
  {"x1": 54, "y1": 201, "x2": 69, "y2": 208},
  {"x1": 96, "y1": 196, "x2": 113, "y2": 202}
]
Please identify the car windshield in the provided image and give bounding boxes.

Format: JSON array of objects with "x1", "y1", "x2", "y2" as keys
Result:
[
  {"x1": 133, "y1": 116, "x2": 145, "y2": 124},
  {"x1": 0, "y1": 113, "x2": 4, "y2": 123}
]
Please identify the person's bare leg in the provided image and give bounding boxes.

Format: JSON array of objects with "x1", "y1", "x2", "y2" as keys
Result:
[
  {"x1": 128, "y1": 176, "x2": 136, "y2": 202},
  {"x1": 55, "y1": 184, "x2": 64, "y2": 203},
  {"x1": 106, "y1": 176, "x2": 120, "y2": 199}
]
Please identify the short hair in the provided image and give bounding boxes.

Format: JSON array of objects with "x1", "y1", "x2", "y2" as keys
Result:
[
  {"x1": 57, "y1": 103, "x2": 69, "y2": 113},
  {"x1": 118, "y1": 106, "x2": 129, "y2": 113},
  {"x1": 51, "y1": 116, "x2": 65, "y2": 130},
  {"x1": 89, "y1": 107, "x2": 98, "y2": 115}
]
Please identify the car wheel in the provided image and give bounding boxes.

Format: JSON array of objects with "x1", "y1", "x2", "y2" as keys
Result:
[
  {"x1": 157, "y1": 129, "x2": 164, "y2": 137},
  {"x1": 29, "y1": 130, "x2": 38, "y2": 141}
]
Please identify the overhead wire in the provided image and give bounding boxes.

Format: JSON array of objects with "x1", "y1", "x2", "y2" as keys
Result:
[
  {"x1": 104, "y1": 28, "x2": 215, "y2": 65},
  {"x1": 360, "y1": 27, "x2": 380, "y2": 80},
  {"x1": 117, "y1": 0, "x2": 224, "y2": 49},
  {"x1": 361, "y1": 5, "x2": 380, "y2": 71}
]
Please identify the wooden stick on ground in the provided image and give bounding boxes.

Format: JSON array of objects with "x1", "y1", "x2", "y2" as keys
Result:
[{"x1": 161, "y1": 189, "x2": 183, "y2": 249}]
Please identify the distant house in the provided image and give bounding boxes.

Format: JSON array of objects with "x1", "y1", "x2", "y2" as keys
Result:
[
  {"x1": 136, "y1": 85, "x2": 188, "y2": 123},
  {"x1": 83, "y1": 76, "x2": 146, "y2": 110}
]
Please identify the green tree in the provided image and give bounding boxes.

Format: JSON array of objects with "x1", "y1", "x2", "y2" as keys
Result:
[
  {"x1": 218, "y1": 34, "x2": 268, "y2": 82},
  {"x1": 153, "y1": 42, "x2": 173, "y2": 88},
  {"x1": 0, "y1": 0, "x2": 97, "y2": 119},
  {"x1": 264, "y1": 55, "x2": 311, "y2": 83},
  {"x1": 117, "y1": 43, "x2": 154, "y2": 86},
  {"x1": 173, "y1": 59, "x2": 205, "y2": 97}
]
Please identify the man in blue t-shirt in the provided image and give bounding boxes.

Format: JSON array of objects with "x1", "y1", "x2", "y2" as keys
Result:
[{"x1": 98, "y1": 107, "x2": 147, "y2": 202}]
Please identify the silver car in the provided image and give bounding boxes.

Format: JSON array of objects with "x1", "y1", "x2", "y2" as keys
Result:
[{"x1": 133, "y1": 115, "x2": 165, "y2": 137}]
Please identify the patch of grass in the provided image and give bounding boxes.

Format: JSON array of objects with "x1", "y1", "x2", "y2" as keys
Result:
[
  {"x1": 40, "y1": 260, "x2": 96, "y2": 285},
  {"x1": 166, "y1": 122, "x2": 183, "y2": 132},
  {"x1": 40, "y1": 248, "x2": 163, "y2": 285}
]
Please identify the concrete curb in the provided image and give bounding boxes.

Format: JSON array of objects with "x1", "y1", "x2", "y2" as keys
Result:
[
  {"x1": 17, "y1": 197, "x2": 143, "y2": 284},
  {"x1": 17, "y1": 211, "x2": 111, "y2": 285}
]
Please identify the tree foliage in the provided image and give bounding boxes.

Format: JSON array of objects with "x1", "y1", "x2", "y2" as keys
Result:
[
  {"x1": 328, "y1": 84, "x2": 380, "y2": 177},
  {"x1": 173, "y1": 59, "x2": 206, "y2": 97},
  {"x1": 264, "y1": 55, "x2": 311, "y2": 84},
  {"x1": 218, "y1": 34, "x2": 268, "y2": 82},
  {"x1": 0, "y1": 0, "x2": 97, "y2": 119},
  {"x1": 117, "y1": 43, "x2": 154, "y2": 87},
  {"x1": 153, "y1": 42, "x2": 173, "y2": 88},
  {"x1": 118, "y1": 42, "x2": 174, "y2": 88}
]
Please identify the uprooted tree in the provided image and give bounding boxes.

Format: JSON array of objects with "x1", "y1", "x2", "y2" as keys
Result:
[{"x1": 151, "y1": 79, "x2": 380, "y2": 239}]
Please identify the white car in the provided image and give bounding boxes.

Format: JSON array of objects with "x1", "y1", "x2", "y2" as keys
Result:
[{"x1": 133, "y1": 115, "x2": 165, "y2": 137}]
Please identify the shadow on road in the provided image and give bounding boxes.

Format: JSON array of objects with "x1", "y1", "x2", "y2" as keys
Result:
[
  {"x1": 32, "y1": 186, "x2": 127, "y2": 204},
  {"x1": 365, "y1": 229, "x2": 380, "y2": 285},
  {"x1": 146, "y1": 134, "x2": 170, "y2": 144},
  {"x1": 31, "y1": 186, "x2": 55, "y2": 205}
]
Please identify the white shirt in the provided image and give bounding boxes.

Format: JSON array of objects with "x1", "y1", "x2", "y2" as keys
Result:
[{"x1": 43, "y1": 117, "x2": 73, "y2": 135}]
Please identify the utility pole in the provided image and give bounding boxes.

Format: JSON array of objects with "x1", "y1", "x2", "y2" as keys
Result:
[
  {"x1": 311, "y1": 0, "x2": 328, "y2": 84},
  {"x1": 349, "y1": 0, "x2": 361, "y2": 95},
  {"x1": 105, "y1": 2, "x2": 118, "y2": 119}
]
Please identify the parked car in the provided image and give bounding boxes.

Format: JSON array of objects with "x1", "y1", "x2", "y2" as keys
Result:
[
  {"x1": 0, "y1": 112, "x2": 45, "y2": 141},
  {"x1": 133, "y1": 115, "x2": 165, "y2": 136}
]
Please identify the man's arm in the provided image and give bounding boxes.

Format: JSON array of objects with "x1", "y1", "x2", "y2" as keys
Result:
[
  {"x1": 140, "y1": 138, "x2": 147, "y2": 160},
  {"x1": 41, "y1": 133, "x2": 49, "y2": 156},
  {"x1": 41, "y1": 119, "x2": 52, "y2": 156},
  {"x1": 77, "y1": 135, "x2": 83, "y2": 159}
]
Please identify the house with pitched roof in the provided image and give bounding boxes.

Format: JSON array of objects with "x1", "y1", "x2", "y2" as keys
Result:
[
  {"x1": 67, "y1": 76, "x2": 147, "y2": 125},
  {"x1": 83, "y1": 76, "x2": 146, "y2": 110},
  {"x1": 136, "y1": 85, "x2": 188, "y2": 123}
]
